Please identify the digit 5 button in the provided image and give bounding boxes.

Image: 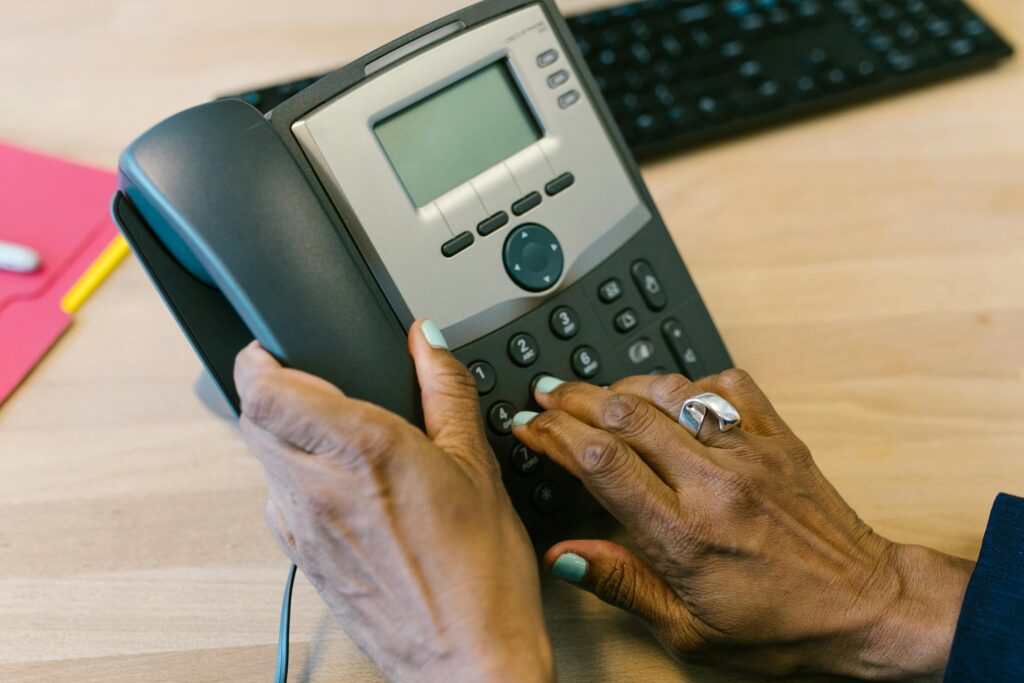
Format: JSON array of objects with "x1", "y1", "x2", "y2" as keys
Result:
[{"x1": 503, "y1": 224, "x2": 564, "y2": 292}]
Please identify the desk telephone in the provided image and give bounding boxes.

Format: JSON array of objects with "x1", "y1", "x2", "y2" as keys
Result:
[{"x1": 113, "y1": 0, "x2": 733, "y2": 543}]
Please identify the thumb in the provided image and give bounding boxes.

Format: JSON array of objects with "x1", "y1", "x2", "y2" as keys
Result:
[
  {"x1": 408, "y1": 319, "x2": 491, "y2": 463},
  {"x1": 545, "y1": 540, "x2": 693, "y2": 633}
]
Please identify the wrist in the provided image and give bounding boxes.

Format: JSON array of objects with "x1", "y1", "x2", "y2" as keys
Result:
[{"x1": 855, "y1": 542, "x2": 974, "y2": 681}]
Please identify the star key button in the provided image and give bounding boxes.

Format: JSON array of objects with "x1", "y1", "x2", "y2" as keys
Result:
[{"x1": 503, "y1": 223, "x2": 564, "y2": 293}]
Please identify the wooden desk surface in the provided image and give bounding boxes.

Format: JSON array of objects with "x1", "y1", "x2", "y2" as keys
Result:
[{"x1": 2, "y1": 1, "x2": 1022, "y2": 680}]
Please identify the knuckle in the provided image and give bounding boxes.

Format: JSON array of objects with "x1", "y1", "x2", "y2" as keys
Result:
[
  {"x1": 594, "y1": 562, "x2": 639, "y2": 612},
  {"x1": 578, "y1": 433, "x2": 626, "y2": 478},
  {"x1": 716, "y1": 367, "x2": 754, "y2": 394},
  {"x1": 530, "y1": 410, "x2": 565, "y2": 438},
  {"x1": 599, "y1": 393, "x2": 654, "y2": 437},
  {"x1": 338, "y1": 420, "x2": 399, "y2": 468},
  {"x1": 430, "y1": 363, "x2": 479, "y2": 399},
  {"x1": 240, "y1": 374, "x2": 279, "y2": 425},
  {"x1": 651, "y1": 374, "x2": 693, "y2": 407}
]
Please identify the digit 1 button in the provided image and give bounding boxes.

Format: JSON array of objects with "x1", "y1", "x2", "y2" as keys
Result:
[
  {"x1": 598, "y1": 278, "x2": 623, "y2": 303},
  {"x1": 571, "y1": 346, "x2": 601, "y2": 378},
  {"x1": 510, "y1": 444, "x2": 542, "y2": 475},
  {"x1": 508, "y1": 332, "x2": 540, "y2": 367},
  {"x1": 549, "y1": 306, "x2": 580, "y2": 339},
  {"x1": 488, "y1": 401, "x2": 516, "y2": 435},
  {"x1": 468, "y1": 360, "x2": 496, "y2": 395},
  {"x1": 614, "y1": 308, "x2": 638, "y2": 333},
  {"x1": 630, "y1": 260, "x2": 666, "y2": 310}
]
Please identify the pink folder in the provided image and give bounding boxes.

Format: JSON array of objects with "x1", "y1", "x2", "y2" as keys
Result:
[{"x1": 0, "y1": 143, "x2": 121, "y2": 405}]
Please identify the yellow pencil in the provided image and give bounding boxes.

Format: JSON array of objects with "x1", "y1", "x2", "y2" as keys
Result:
[{"x1": 60, "y1": 235, "x2": 131, "y2": 313}]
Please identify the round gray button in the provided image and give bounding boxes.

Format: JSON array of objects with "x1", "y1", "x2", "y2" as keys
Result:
[{"x1": 503, "y1": 224, "x2": 564, "y2": 292}]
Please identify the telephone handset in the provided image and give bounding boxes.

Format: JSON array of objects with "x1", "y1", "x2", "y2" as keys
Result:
[{"x1": 114, "y1": 0, "x2": 733, "y2": 542}]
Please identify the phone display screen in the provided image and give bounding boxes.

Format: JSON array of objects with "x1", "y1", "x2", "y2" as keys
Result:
[{"x1": 374, "y1": 60, "x2": 542, "y2": 206}]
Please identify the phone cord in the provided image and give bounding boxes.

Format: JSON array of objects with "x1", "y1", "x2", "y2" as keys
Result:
[{"x1": 275, "y1": 563, "x2": 298, "y2": 683}]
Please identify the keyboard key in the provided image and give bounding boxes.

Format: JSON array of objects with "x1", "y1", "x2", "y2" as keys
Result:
[
  {"x1": 550, "y1": 306, "x2": 580, "y2": 339},
  {"x1": 626, "y1": 339, "x2": 656, "y2": 366},
  {"x1": 441, "y1": 232, "x2": 473, "y2": 257},
  {"x1": 571, "y1": 346, "x2": 601, "y2": 378},
  {"x1": 614, "y1": 308, "x2": 640, "y2": 333},
  {"x1": 488, "y1": 401, "x2": 515, "y2": 435},
  {"x1": 662, "y1": 319, "x2": 705, "y2": 378},
  {"x1": 947, "y1": 37, "x2": 975, "y2": 57},
  {"x1": 477, "y1": 211, "x2": 509, "y2": 236},
  {"x1": 739, "y1": 59, "x2": 763, "y2": 78},
  {"x1": 468, "y1": 361, "x2": 497, "y2": 395},
  {"x1": 508, "y1": 333, "x2": 540, "y2": 366},
  {"x1": 545, "y1": 172, "x2": 575, "y2": 196},
  {"x1": 677, "y1": 3, "x2": 714, "y2": 23},
  {"x1": 532, "y1": 481, "x2": 561, "y2": 513},
  {"x1": 599, "y1": 278, "x2": 623, "y2": 303},
  {"x1": 510, "y1": 444, "x2": 541, "y2": 475},
  {"x1": 630, "y1": 260, "x2": 667, "y2": 310}
]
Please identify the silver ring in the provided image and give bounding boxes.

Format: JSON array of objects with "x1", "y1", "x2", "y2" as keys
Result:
[{"x1": 678, "y1": 392, "x2": 741, "y2": 437}]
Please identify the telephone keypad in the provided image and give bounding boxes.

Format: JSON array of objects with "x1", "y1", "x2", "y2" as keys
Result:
[
  {"x1": 488, "y1": 401, "x2": 516, "y2": 435},
  {"x1": 630, "y1": 260, "x2": 667, "y2": 310},
  {"x1": 549, "y1": 306, "x2": 580, "y2": 339},
  {"x1": 469, "y1": 360, "x2": 497, "y2": 394},
  {"x1": 571, "y1": 346, "x2": 601, "y2": 378},
  {"x1": 508, "y1": 333, "x2": 540, "y2": 366}
]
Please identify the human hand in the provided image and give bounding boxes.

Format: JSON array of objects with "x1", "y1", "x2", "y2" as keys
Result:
[
  {"x1": 512, "y1": 369, "x2": 974, "y2": 680},
  {"x1": 234, "y1": 321, "x2": 553, "y2": 683}
]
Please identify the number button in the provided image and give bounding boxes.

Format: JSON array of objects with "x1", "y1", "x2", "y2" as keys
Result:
[
  {"x1": 508, "y1": 333, "x2": 540, "y2": 366},
  {"x1": 549, "y1": 306, "x2": 580, "y2": 339},
  {"x1": 630, "y1": 260, "x2": 667, "y2": 310},
  {"x1": 510, "y1": 444, "x2": 542, "y2": 475},
  {"x1": 468, "y1": 360, "x2": 496, "y2": 395},
  {"x1": 571, "y1": 346, "x2": 601, "y2": 378},
  {"x1": 614, "y1": 308, "x2": 638, "y2": 333},
  {"x1": 598, "y1": 278, "x2": 623, "y2": 303},
  {"x1": 532, "y1": 480, "x2": 561, "y2": 513},
  {"x1": 488, "y1": 401, "x2": 516, "y2": 435}
]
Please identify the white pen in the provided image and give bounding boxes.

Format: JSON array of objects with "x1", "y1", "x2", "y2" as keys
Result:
[{"x1": 0, "y1": 239, "x2": 42, "y2": 273}]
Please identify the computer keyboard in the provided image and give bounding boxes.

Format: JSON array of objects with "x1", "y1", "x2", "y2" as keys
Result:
[{"x1": 225, "y1": 0, "x2": 1013, "y2": 159}]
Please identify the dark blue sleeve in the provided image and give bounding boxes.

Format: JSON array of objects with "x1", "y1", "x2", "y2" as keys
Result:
[{"x1": 944, "y1": 493, "x2": 1024, "y2": 682}]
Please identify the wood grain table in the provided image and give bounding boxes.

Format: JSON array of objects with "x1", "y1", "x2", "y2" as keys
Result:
[{"x1": 1, "y1": 0, "x2": 1022, "y2": 680}]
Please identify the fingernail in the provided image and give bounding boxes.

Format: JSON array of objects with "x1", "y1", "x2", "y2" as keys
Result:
[
  {"x1": 552, "y1": 552, "x2": 587, "y2": 583},
  {"x1": 420, "y1": 320, "x2": 448, "y2": 350},
  {"x1": 535, "y1": 376, "x2": 565, "y2": 394},
  {"x1": 512, "y1": 411, "x2": 538, "y2": 426}
]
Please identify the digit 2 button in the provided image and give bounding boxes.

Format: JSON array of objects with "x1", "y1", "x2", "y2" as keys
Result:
[{"x1": 508, "y1": 333, "x2": 540, "y2": 367}]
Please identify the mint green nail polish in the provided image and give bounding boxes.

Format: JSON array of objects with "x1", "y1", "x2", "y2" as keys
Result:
[
  {"x1": 420, "y1": 320, "x2": 448, "y2": 350},
  {"x1": 535, "y1": 376, "x2": 564, "y2": 394},
  {"x1": 552, "y1": 552, "x2": 587, "y2": 583},
  {"x1": 512, "y1": 410, "x2": 538, "y2": 426}
]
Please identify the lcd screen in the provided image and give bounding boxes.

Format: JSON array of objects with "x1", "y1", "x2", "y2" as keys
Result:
[{"x1": 374, "y1": 60, "x2": 542, "y2": 206}]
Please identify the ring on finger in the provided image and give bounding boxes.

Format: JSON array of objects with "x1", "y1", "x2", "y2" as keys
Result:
[{"x1": 678, "y1": 392, "x2": 741, "y2": 438}]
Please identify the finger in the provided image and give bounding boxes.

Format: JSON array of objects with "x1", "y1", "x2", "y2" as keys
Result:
[
  {"x1": 512, "y1": 409, "x2": 680, "y2": 536},
  {"x1": 532, "y1": 377, "x2": 719, "y2": 487},
  {"x1": 544, "y1": 540, "x2": 705, "y2": 650},
  {"x1": 611, "y1": 372, "x2": 760, "y2": 449},
  {"x1": 408, "y1": 320, "x2": 491, "y2": 467},
  {"x1": 234, "y1": 342, "x2": 388, "y2": 456},
  {"x1": 694, "y1": 368, "x2": 792, "y2": 438}
]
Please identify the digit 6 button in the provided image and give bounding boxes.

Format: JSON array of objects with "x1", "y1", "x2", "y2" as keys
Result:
[{"x1": 503, "y1": 223, "x2": 564, "y2": 292}]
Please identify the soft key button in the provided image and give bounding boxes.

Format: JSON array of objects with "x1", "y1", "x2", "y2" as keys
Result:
[
  {"x1": 504, "y1": 145, "x2": 551, "y2": 204},
  {"x1": 547, "y1": 69, "x2": 570, "y2": 88},
  {"x1": 434, "y1": 184, "x2": 487, "y2": 239}
]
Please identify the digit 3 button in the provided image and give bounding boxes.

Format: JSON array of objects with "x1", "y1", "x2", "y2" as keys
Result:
[{"x1": 503, "y1": 224, "x2": 564, "y2": 292}]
